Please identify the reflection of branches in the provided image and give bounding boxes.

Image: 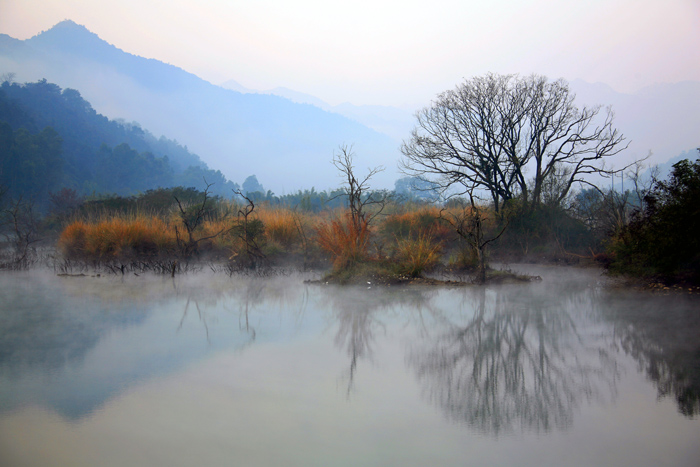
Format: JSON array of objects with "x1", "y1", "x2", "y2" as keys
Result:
[
  {"x1": 178, "y1": 297, "x2": 211, "y2": 344},
  {"x1": 294, "y1": 284, "x2": 310, "y2": 328},
  {"x1": 238, "y1": 282, "x2": 266, "y2": 340},
  {"x1": 172, "y1": 275, "x2": 275, "y2": 346},
  {"x1": 409, "y1": 286, "x2": 618, "y2": 435},
  {"x1": 603, "y1": 293, "x2": 700, "y2": 417},
  {"x1": 327, "y1": 287, "x2": 434, "y2": 396},
  {"x1": 334, "y1": 302, "x2": 385, "y2": 396}
]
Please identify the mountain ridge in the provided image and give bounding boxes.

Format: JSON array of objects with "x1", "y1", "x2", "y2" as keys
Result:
[
  {"x1": 0, "y1": 20, "x2": 399, "y2": 192},
  {"x1": 219, "y1": 79, "x2": 415, "y2": 141}
]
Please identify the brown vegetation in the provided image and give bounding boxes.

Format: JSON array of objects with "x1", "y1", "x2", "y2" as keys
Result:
[{"x1": 54, "y1": 193, "x2": 584, "y2": 282}]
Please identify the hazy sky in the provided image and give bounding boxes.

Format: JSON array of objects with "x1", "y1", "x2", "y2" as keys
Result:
[{"x1": 1, "y1": 0, "x2": 698, "y2": 108}]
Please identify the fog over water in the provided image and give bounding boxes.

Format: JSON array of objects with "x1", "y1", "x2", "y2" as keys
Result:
[{"x1": 0, "y1": 266, "x2": 698, "y2": 466}]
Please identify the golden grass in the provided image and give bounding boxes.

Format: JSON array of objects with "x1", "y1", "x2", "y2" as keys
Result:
[
  {"x1": 59, "y1": 205, "x2": 322, "y2": 261},
  {"x1": 381, "y1": 206, "x2": 451, "y2": 240},
  {"x1": 58, "y1": 214, "x2": 177, "y2": 259},
  {"x1": 315, "y1": 213, "x2": 372, "y2": 269},
  {"x1": 257, "y1": 208, "x2": 300, "y2": 247},
  {"x1": 56, "y1": 202, "x2": 501, "y2": 271},
  {"x1": 393, "y1": 231, "x2": 443, "y2": 277}
]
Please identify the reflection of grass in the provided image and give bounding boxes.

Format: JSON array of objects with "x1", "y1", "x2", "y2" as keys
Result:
[{"x1": 484, "y1": 268, "x2": 539, "y2": 283}]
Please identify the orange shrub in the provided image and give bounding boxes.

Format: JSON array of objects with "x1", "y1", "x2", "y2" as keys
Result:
[
  {"x1": 57, "y1": 220, "x2": 89, "y2": 257},
  {"x1": 315, "y1": 213, "x2": 371, "y2": 269}
]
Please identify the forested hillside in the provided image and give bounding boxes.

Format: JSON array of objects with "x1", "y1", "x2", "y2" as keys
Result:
[{"x1": 0, "y1": 78, "x2": 238, "y2": 208}]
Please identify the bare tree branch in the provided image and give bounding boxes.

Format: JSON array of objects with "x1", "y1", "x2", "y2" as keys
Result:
[{"x1": 401, "y1": 74, "x2": 631, "y2": 214}]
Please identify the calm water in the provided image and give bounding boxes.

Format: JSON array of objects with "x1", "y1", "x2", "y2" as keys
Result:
[{"x1": 0, "y1": 266, "x2": 698, "y2": 466}]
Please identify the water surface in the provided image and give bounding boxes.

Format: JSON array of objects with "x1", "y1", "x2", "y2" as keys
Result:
[{"x1": 0, "y1": 266, "x2": 698, "y2": 466}]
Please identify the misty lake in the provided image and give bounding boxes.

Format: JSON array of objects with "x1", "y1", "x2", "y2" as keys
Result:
[{"x1": 0, "y1": 265, "x2": 698, "y2": 466}]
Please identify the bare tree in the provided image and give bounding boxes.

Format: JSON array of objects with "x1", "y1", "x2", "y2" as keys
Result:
[
  {"x1": 230, "y1": 189, "x2": 266, "y2": 269},
  {"x1": 0, "y1": 196, "x2": 40, "y2": 269},
  {"x1": 318, "y1": 145, "x2": 388, "y2": 267},
  {"x1": 0, "y1": 72, "x2": 15, "y2": 85},
  {"x1": 441, "y1": 200, "x2": 507, "y2": 284},
  {"x1": 401, "y1": 74, "x2": 629, "y2": 214},
  {"x1": 571, "y1": 158, "x2": 657, "y2": 238},
  {"x1": 173, "y1": 180, "x2": 223, "y2": 257},
  {"x1": 332, "y1": 144, "x2": 387, "y2": 237}
]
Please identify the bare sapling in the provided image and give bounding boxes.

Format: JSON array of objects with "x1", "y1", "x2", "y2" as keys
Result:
[
  {"x1": 173, "y1": 179, "x2": 224, "y2": 258},
  {"x1": 319, "y1": 144, "x2": 388, "y2": 268},
  {"x1": 231, "y1": 190, "x2": 266, "y2": 269},
  {"x1": 441, "y1": 194, "x2": 508, "y2": 284},
  {"x1": 1, "y1": 196, "x2": 40, "y2": 269}
]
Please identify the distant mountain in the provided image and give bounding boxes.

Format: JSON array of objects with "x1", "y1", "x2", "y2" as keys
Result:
[
  {"x1": 220, "y1": 79, "x2": 255, "y2": 94},
  {"x1": 569, "y1": 79, "x2": 700, "y2": 169},
  {"x1": 0, "y1": 21, "x2": 400, "y2": 192},
  {"x1": 331, "y1": 102, "x2": 415, "y2": 143},
  {"x1": 220, "y1": 80, "x2": 415, "y2": 142}
]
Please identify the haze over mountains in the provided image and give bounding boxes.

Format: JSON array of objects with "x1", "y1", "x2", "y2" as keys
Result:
[
  {"x1": 219, "y1": 78, "x2": 416, "y2": 143},
  {"x1": 0, "y1": 20, "x2": 397, "y2": 192},
  {"x1": 1, "y1": 20, "x2": 698, "y2": 193}
]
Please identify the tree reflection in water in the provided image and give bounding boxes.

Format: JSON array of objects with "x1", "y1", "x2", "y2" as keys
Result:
[
  {"x1": 326, "y1": 286, "x2": 438, "y2": 396},
  {"x1": 602, "y1": 291, "x2": 700, "y2": 417},
  {"x1": 173, "y1": 276, "x2": 281, "y2": 345},
  {"x1": 408, "y1": 283, "x2": 619, "y2": 435}
]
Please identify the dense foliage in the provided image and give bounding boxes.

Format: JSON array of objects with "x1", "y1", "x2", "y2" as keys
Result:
[
  {"x1": 608, "y1": 158, "x2": 700, "y2": 284},
  {"x1": 0, "y1": 123, "x2": 63, "y2": 204}
]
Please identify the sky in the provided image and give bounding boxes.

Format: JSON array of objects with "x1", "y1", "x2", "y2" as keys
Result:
[{"x1": 1, "y1": 0, "x2": 699, "y2": 108}]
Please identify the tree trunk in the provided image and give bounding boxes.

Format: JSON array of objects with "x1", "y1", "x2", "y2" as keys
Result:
[{"x1": 475, "y1": 245, "x2": 486, "y2": 284}]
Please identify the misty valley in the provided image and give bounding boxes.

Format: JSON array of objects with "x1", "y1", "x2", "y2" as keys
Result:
[{"x1": 1, "y1": 19, "x2": 699, "y2": 467}]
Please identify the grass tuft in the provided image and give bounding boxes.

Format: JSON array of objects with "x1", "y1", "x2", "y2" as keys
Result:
[{"x1": 392, "y1": 231, "x2": 443, "y2": 277}]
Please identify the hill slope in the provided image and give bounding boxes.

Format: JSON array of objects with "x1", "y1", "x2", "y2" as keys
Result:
[
  {"x1": 0, "y1": 78, "x2": 238, "y2": 206},
  {"x1": 0, "y1": 21, "x2": 399, "y2": 192}
]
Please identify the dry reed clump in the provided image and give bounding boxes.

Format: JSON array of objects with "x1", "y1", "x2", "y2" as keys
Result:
[
  {"x1": 57, "y1": 220, "x2": 89, "y2": 257},
  {"x1": 380, "y1": 206, "x2": 451, "y2": 241},
  {"x1": 257, "y1": 208, "x2": 299, "y2": 248},
  {"x1": 315, "y1": 213, "x2": 371, "y2": 269},
  {"x1": 392, "y1": 231, "x2": 443, "y2": 277},
  {"x1": 198, "y1": 217, "x2": 233, "y2": 251},
  {"x1": 55, "y1": 202, "x2": 503, "y2": 273},
  {"x1": 58, "y1": 215, "x2": 177, "y2": 260}
]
